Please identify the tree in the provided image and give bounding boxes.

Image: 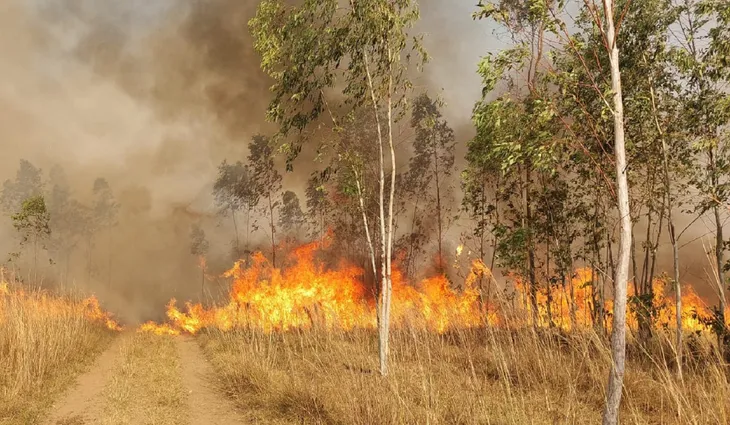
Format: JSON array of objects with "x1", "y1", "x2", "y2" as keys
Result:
[
  {"x1": 92, "y1": 178, "x2": 119, "y2": 289},
  {"x1": 1, "y1": 159, "x2": 43, "y2": 215},
  {"x1": 47, "y1": 165, "x2": 87, "y2": 286},
  {"x1": 305, "y1": 174, "x2": 332, "y2": 242},
  {"x1": 279, "y1": 190, "x2": 305, "y2": 240},
  {"x1": 250, "y1": 0, "x2": 427, "y2": 375},
  {"x1": 213, "y1": 160, "x2": 258, "y2": 259},
  {"x1": 248, "y1": 135, "x2": 282, "y2": 267},
  {"x1": 11, "y1": 195, "x2": 51, "y2": 281},
  {"x1": 473, "y1": 0, "x2": 632, "y2": 421},
  {"x1": 600, "y1": 1, "x2": 632, "y2": 422},
  {"x1": 189, "y1": 223, "x2": 210, "y2": 299},
  {"x1": 672, "y1": 0, "x2": 730, "y2": 359},
  {"x1": 407, "y1": 93, "x2": 456, "y2": 272}
]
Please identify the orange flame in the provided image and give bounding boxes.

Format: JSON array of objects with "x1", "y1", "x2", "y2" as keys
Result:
[
  {"x1": 140, "y1": 240, "x2": 487, "y2": 335},
  {"x1": 0, "y1": 275, "x2": 122, "y2": 332},
  {"x1": 139, "y1": 241, "x2": 730, "y2": 337}
]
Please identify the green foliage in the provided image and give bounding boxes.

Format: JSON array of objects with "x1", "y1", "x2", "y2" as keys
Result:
[
  {"x1": 250, "y1": 0, "x2": 427, "y2": 168},
  {"x1": 11, "y1": 195, "x2": 51, "y2": 251}
]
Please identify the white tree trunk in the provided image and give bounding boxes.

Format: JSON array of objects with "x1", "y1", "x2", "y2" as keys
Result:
[
  {"x1": 355, "y1": 172, "x2": 378, "y2": 294},
  {"x1": 362, "y1": 48, "x2": 390, "y2": 376},
  {"x1": 602, "y1": 0, "x2": 631, "y2": 423}
]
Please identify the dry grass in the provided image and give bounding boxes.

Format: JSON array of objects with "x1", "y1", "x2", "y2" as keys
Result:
[
  {"x1": 99, "y1": 333, "x2": 186, "y2": 425},
  {"x1": 0, "y1": 281, "x2": 114, "y2": 425},
  {"x1": 199, "y1": 325, "x2": 730, "y2": 425}
]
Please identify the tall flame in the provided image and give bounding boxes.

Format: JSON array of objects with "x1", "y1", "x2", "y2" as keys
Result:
[
  {"x1": 141, "y1": 240, "x2": 485, "y2": 335},
  {"x1": 139, "y1": 242, "x2": 729, "y2": 337}
]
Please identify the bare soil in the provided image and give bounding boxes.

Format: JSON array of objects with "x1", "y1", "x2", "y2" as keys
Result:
[
  {"x1": 44, "y1": 334, "x2": 245, "y2": 425},
  {"x1": 177, "y1": 337, "x2": 245, "y2": 425},
  {"x1": 44, "y1": 336, "x2": 125, "y2": 425}
]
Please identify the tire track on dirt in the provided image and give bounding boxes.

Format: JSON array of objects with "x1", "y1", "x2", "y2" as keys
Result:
[
  {"x1": 177, "y1": 337, "x2": 245, "y2": 425},
  {"x1": 44, "y1": 334, "x2": 126, "y2": 425}
]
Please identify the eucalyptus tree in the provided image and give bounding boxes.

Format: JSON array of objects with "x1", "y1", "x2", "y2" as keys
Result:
[
  {"x1": 248, "y1": 135, "x2": 283, "y2": 268},
  {"x1": 474, "y1": 0, "x2": 632, "y2": 422},
  {"x1": 279, "y1": 190, "x2": 306, "y2": 240},
  {"x1": 672, "y1": 0, "x2": 730, "y2": 356},
  {"x1": 305, "y1": 173, "x2": 332, "y2": 242},
  {"x1": 47, "y1": 165, "x2": 87, "y2": 286},
  {"x1": 11, "y1": 195, "x2": 51, "y2": 281},
  {"x1": 189, "y1": 223, "x2": 209, "y2": 298},
  {"x1": 1, "y1": 159, "x2": 43, "y2": 215},
  {"x1": 406, "y1": 93, "x2": 456, "y2": 272},
  {"x1": 92, "y1": 178, "x2": 119, "y2": 288},
  {"x1": 250, "y1": 0, "x2": 427, "y2": 375},
  {"x1": 213, "y1": 160, "x2": 258, "y2": 258}
]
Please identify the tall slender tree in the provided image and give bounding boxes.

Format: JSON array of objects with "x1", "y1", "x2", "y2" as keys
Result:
[
  {"x1": 251, "y1": 0, "x2": 427, "y2": 375},
  {"x1": 248, "y1": 135, "x2": 283, "y2": 267},
  {"x1": 407, "y1": 93, "x2": 456, "y2": 272}
]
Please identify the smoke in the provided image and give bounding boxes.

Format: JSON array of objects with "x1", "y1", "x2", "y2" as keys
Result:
[
  {"x1": 0, "y1": 0, "x2": 282, "y2": 323},
  {"x1": 1, "y1": 0, "x2": 720, "y2": 323}
]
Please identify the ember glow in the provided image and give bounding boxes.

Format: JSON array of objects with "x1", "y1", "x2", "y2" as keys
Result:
[{"x1": 139, "y1": 240, "x2": 729, "y2": 336}]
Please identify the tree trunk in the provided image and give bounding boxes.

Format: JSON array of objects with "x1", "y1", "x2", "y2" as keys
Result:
[
  {"x1": 268, "y1": 193, "x2": 277, "y2": 268},
  {"x1": 433, "y1": 142, "x2": 443, "y2": 271},
  {"x1": 362, "y1": 45, "x2": 390, "y2": 376},
  {"x1": 383, "y1": 65, "x2": 397, "y2": 378},
  {"x1": 355, "y1": 172, "x2": 378, "y2": 290},
  {"x1": 231, "y1": 207, "x2": 240, "y2": 259},
  {"x1": 602, "y1": 0, "x2": 631, "y2": 423},
  {"x1": 525, "y1": 164, "x2": 538, "y2": 326}
]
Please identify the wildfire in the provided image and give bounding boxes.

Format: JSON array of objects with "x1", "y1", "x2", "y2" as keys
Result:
[
  {"x1": 139, "y1": 240, "x2": 730, "y2": 337},
  {"x1": 82, "y1": 296, "x2": 124, "y2": 331},
  {"x1": 514, "y1": 268, "x2": 730, "y2": 332},
  {"x1": 0, "y1": 275, "x2": 122, "y2": 332},
  {"x1": 140, "y1": 240, "x2": 485, "y2": 335}
]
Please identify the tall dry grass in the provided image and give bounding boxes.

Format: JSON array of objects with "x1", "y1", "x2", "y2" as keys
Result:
[
  {"x1": 199, "y1": 323, "x2": 729, "y2": 425},
  {"x1": 0, "y1": 274, "x2": 114, "y2": 424}
]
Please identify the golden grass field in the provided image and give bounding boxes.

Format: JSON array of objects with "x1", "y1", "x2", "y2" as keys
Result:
[{"x1": 198, "y1": 325, "x2": 729, "y2": 425}]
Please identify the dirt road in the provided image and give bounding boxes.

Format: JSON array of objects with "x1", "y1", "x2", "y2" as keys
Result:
[{"x1": 44, "y1": 333, "x2": 244, "y2": 425}]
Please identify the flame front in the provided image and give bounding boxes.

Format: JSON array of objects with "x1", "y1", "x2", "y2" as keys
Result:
[
  {"x1": 141, "y1": 240, "x2": 484, "y2": 335},
  {"x1": 0, "y1": 268, "x2": 122, "y2": 332},
  {"x1": 139, "y1": 241, "x2": 729, "y2": 336}
]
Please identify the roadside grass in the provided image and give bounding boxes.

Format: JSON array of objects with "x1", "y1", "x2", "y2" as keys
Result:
[
  {"x1": 199, "y1": 325, "x2": 729, "y2": 425},
  {"x1": 0, "y1": 280, "x2": 114, "y2": 425}
]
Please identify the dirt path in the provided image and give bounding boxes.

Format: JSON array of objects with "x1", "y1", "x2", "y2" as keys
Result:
[
  {"x1": 44, "y1": 334, "x2": 244, "y2": 425},
  {"x1": 177, "y1": 337, "x2": 245, "y2": 425},
  {"x1": 44, "y1": 335, "x2": 126, "y2": 425}
]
